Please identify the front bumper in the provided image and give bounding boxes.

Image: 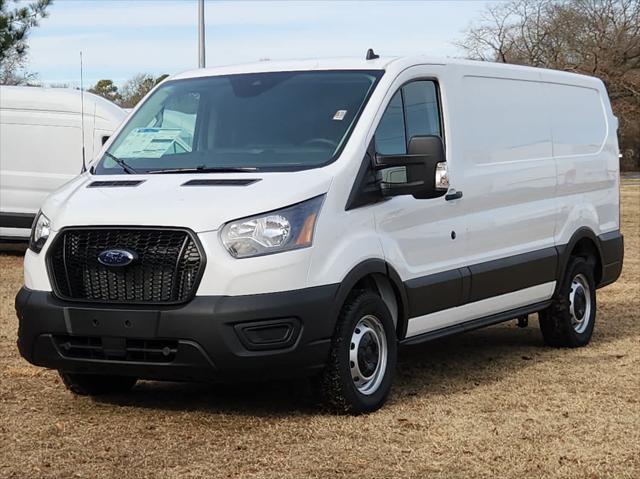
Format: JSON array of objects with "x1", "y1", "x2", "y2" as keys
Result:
[{"x1": 15, "y1": 285, "x2": 339, "y2": 382}]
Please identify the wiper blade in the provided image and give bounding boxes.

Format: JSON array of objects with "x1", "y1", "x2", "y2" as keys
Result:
[
  {"x1": 103, "y1": 151, "x2": 138, "y2": 174},
  {"x1": 148, "y1": 165, "x2": 258, "y2": 174}
]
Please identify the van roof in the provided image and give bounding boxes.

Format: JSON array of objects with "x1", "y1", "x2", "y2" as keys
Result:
[
  {"x1": 171, "y1": 55, "x2": 602, "y2": 86},
  {"x1": 0, "y1": 85, "x2": 125, "y2": 122},
  {"x1": 172, "y1": 57, "x2": 400, "y2": 80}
]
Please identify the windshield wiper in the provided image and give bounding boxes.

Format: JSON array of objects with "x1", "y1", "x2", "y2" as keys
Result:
[
  {"x1": 148, "y1": 165, "x2": 259, "y2": 174},
  {"x1": 103, "y1": 151, "x2": 138, "y2": 174}
]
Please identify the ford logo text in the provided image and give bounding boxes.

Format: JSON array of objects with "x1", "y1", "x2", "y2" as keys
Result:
[{"x1": 97, "y1": 249, "x2": 137, "y2": 267}]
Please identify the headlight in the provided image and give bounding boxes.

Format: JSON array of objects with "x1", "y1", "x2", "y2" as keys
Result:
[
  {"x1": 221, "y1": 195, "x2": 324, "y2": 258},
  {"x1": 29, "y1": 211, "x2": 51, "y2": 253}
]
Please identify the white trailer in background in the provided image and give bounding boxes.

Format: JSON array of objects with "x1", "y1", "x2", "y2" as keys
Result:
[{"x1": 0, "y1": 86, "x2": 126, "y2": 241}]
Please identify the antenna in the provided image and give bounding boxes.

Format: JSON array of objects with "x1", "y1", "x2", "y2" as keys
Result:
[
  {"x1": 80, "y1": 51, "x2": 87, "y2": 173},
  {"x1": 366, "y1": 48, "x2": 380, "y2": 60},
  {"x1": 198, "y1": 0, "x2": 206, "y2": 68}
]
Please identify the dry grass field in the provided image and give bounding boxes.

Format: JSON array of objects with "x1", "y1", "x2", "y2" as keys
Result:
[{"x1": 0, "y1": 182, "x2": 638, "y2": 479}]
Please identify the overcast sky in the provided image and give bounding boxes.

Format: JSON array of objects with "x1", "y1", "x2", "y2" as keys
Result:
[{"x1": 26, "y1": 0, "x2": 497, "y2": 86}]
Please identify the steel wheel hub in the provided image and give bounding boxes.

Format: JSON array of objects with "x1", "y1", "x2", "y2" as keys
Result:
[
  {"x1": 350, "y1": 315, "x2": 387, "y2": 395},
  {"x1": 569, "y1": 273, "x2": 591, "y2": 334}
]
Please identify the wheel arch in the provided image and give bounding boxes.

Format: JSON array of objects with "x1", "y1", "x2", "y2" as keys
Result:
[
  {"x1": 557, "y1": 227, "x2": 604, "y2": 290},
  {"x1": 331, "y1": 259, "x2": 409, "y2": 340}
]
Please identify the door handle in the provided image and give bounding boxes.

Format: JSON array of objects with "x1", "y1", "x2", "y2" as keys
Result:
[{"x1": 445, "y1": 189, "x2": 463, "y2": 201}]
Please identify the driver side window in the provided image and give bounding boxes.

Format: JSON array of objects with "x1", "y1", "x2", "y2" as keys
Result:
[
  {"x1": 375, "y1": 91, "x2": 406, "y2": 155},
  {"x1": 374, "y1": 80, "x2": 442, "y2": 155}
]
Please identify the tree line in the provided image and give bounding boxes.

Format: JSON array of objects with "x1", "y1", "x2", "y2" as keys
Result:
[{"x1": 88, "y1": 74, "x2": 169, "y2": 109}]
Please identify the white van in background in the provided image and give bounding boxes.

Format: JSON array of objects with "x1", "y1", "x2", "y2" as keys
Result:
[
  {"x1": 0, "y1": 86, "x2": 126, "y2": 241},
  {"x1": 16, "y1": 56, "x2": 623, "y2": 413}
]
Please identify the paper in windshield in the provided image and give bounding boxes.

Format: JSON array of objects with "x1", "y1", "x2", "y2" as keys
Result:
[{"x1": 114, "y1": 128, "x2": 185, "y2": 158}]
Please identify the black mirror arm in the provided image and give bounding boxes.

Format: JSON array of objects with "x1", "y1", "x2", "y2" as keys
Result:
[
  {"x1": 380, "y1": 179, "x2": 426, "y2": 197},
  {"x1": 373, "y1": 153, "x2": 432, "y2": 170},
  {"x1": 445, "y1": 190, "x2": 463, "y2": 201}
]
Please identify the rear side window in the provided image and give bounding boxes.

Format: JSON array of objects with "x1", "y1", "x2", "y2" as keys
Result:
[
  {"x1": 543, "y1": 83, "x2": 606, "y2": 157},
  {"x1": 375, "y1": 80, "x2": 442, "y2": 155},
  {"x1": 461, "y1": 76, "x2": 552, "y2": 164}
]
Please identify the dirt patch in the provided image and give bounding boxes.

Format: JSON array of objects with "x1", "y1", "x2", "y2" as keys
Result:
[{"x1": 0, "y1": 184, "x2": 638, "y2": 479}]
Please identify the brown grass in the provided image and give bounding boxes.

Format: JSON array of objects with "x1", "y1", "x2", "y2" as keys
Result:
[{"x1": 0, "y1": 183, "x2": 638, "y2": 479}]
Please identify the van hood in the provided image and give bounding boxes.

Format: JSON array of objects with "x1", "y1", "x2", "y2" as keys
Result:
[{"x1": 42, "y1": 170, "x2": 333, "y2": 233}]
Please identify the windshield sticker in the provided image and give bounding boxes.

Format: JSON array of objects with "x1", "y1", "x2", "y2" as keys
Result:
[
  {"x1": 113, "y1": 128, "x2": 187, "y2": 158},
  {"x1": 333, "y1": 110, "x2": 347, "y2": 121}
]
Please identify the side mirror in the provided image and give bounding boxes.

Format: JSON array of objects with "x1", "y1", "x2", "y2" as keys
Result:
[{"x1": 374, "y1": 135, "x2": 448, "y2": 199}]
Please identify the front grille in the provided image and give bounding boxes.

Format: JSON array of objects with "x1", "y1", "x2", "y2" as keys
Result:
[
  {"x1": 47, "y1": 228, "x2": 204, "y2": 304},
  {"x1": 53, "y1": 335, "x2": 178, "y2": 363}
]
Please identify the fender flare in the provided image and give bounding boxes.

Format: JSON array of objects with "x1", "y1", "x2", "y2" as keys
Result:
[
  {"x1": 555, "y1": 227, "x2": 604, "y2": 291},
  {"x1": 330, "y1": 259, "x2": 409, "y2": 338}
]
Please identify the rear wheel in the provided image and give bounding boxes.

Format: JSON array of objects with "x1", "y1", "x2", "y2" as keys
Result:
[
  {"x1": 318, "y1": 291, "x2": 397, "y2": 414},
  {"x1": 539, "y1": 256, "x2": 596, "y2": 347},
  {"x1": 58, "y1": 371, "x2": 137, "y2": 396}
]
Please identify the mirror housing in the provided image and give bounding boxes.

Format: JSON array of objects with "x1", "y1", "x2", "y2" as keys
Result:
[{"x1": 374, "y1": 135, "x2": 447, "y2": 199}]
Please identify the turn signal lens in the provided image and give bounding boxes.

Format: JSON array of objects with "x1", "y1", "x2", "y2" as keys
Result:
[{"x1": 435, "y1": 162, "x2": 449, "y2": 190}]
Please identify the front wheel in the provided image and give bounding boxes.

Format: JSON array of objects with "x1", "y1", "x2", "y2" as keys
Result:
[{"x1": 318, "y1": 291, "x2": 397, "y2": 414}]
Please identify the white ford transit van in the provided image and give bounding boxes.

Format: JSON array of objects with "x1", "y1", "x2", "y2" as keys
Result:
[
  {"x1": 16, "y1": 56, "x2": 624, "y2": 413},
  {"x1": 0, "y1": 86, "x2": 126, "y2": 241}
]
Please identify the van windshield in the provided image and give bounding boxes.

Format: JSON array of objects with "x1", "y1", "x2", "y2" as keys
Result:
[{"x1": 95, "y1": 70, "x2": 382, "y2": 174}]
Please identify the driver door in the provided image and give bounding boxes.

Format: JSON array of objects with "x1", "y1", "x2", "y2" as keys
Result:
[{"x1": 373, "y1": 70, "x2": 467, "y2": 336}]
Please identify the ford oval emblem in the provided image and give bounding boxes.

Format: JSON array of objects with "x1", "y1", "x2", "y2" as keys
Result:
[{"x1": 97, "y1": 249, "x2": 137, "y2": 267}]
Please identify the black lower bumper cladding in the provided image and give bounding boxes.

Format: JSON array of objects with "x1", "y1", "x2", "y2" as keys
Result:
[{"x1": 15, "y1": 285, "x2": 339, "y2": 382}]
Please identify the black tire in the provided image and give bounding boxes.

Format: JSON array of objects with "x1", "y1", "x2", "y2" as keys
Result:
[
  {"x1": 318, "y1": 290, "x2": 397, "y2": 414},
  {"x1": 539, "y1": 256, "x2": 597, "y2": 347},
  {"x1": 58, "y1": 371, "x2": 137, "y2": 396}
]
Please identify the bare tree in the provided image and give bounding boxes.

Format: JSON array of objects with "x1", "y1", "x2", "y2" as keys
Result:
[
  {"x1": 0, "y1": 50, "x2": 38, "y2": 84},
  {"x1": 458, "y1": 0, "x2": 640, "y2": 169},
  {"x1": 119, "y1": 73, "x2": 168, "y2": 108}
]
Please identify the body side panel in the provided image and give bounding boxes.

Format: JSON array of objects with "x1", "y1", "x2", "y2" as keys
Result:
[{"x1": 541, "y1": 72, "x2": 620, "y2": 246}]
